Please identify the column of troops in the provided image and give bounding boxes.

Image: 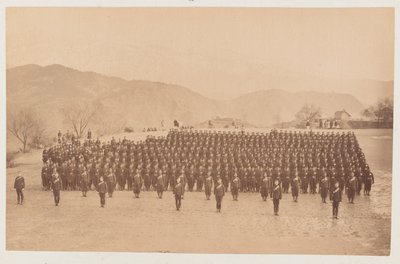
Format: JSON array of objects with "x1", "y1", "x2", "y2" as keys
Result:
[{"x1": 41, "y1": 129, "x2": 374, "y2": 204}]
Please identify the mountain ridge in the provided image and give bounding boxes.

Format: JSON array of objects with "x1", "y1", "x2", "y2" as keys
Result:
[{"x1": 7, "y1": 64, "x2": 377, "y2": 135}]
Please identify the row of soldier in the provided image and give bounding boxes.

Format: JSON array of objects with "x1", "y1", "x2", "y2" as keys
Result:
[{"x1": 41, "y1": 129, "x2": 374, "y2": 201}]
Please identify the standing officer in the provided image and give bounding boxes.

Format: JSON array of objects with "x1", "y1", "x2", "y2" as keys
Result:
[
  {"x1": 364, "y1": 169, "x2": 374, "y2": 196},
  {"x1": 14, "y1": 171, "x2": 25, "y2": 205},
  {"x1": 97, "y1": 176, "x2": 107, "y2": 208},
  {"x1": 204, "y1": 172, "x2": 213, "y2": 200},
  {"x1": 291, "y1": 172, "x2": 300, "y2": 202},
  {"x1": 260, "y1": 173, "x2": 269, "y2": 201},
  {"x1": 156, "y1": 171, "x2": 164, "y2": 199},
  {"x1": 106, "y1": 168, "x2": 116, "y2": 198},
  {"x1": 173, "y1": 178, "x2": 184, "y2": 211},
  {"x1": 346, "y1": 172, "x2": 357, "y2": 203},
  {"x1": 231, "y1": 173, "x2": 240, "y2": 201},
  {"x1": 271, "y1": 179, "x2": 282, "y2": 216},
  {"x1": 51, "y1": 172, "x2": 62, "y2": 206},
  {"x1": 214, "y1": 179, "x2": 225, "y2": 213},
  {"x1": 81, "y1": 170, "x2": 89, "y2": 197},
  {"x1": 319, "y1": 172, "x2": 329, "y2": 203},
  {"x1": 332, "y1": 182, "x2": 341, "y2": 219},
  {"x1": 133, "y1": 172, "x2": 143, "y2": 198}
]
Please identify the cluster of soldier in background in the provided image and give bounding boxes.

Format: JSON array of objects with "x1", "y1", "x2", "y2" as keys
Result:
[{"x1": 41, "y1": 128, "x2": 375, "y2": 213}]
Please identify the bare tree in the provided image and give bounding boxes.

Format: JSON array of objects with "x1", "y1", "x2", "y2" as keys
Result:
[
  {"x1": 295, "y1": 104, "x2": 322, "y2": 123},
  {"x1": 361, "y1": 97, "x2": 393, "y2": 127},
  {"x1": 7, "y1": 108, "x2": 42, "y2": 152},
  {"x1": 62, "y1": 101, "x2": 97, "y2": 138},
  {"x1": 31, "y1": 125, "x2": 47, "y2": 148},
  {"x1": 361, "y1": 106, "x2": 375, "y2": 120}
]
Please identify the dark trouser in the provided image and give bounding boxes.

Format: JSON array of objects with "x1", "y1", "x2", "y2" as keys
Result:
[
  {"x1": 321, "y1": 189, "x2": 328, "y2": 202},
  {"x1": 347, "y1": 188, "x2": 355, "y2": 202},
  {"x1": 216, "y1": 195, "x2": 223, "y2": 210},
  {"x1": 99, "y1": 192, "x2": 106, "y2": 207},
  {"x1": 175, "y1": 194, "x2": 181, "y2": 210},
  {"x1": 53, "y1": 189, "x2": 60, "y2": 204},
  {"x1": 16, "y1": 189, "x2": 24, "y2": 204},
  {"x1": 261, "y1": 188, "x2": 268, "y2": 200},
  {"x1": 273, "y1": 198, "x2": 280, "y2": 213},
  {"x1": 107, "y1": 182, "x2": 114, "y2": 197},
  {"x1": 232, "y1": 187, "x2": 239, "y2": 199},
  {"x1": 157, "y1": 186, "x2": 163, "y2": 198},
  {"x1": 205, "y1": 187, "x2": 211, "y2": 198},
  {"x1": 333, "y1": 201, "x2": 339, "y2": 217}
]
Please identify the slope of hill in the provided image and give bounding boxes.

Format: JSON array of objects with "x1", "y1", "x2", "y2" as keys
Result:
[
  {"x1": 6, "y1": 64, "x2": 221, "y2": 133},
  {"x1": 228, "y1": 89, "x2": 365, "y2": 126},
  {"x1": 7, "y1": 64, "x2": 368, "y2": 135}
]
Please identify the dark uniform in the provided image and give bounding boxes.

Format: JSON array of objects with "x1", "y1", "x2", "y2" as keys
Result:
[
  {"x1": 364, "y1": 171, "x2": 374, "y2": 195},
  {"x1": 97, "y1": 179, "x2": 107, "y2": 207},
  {"x1": 14, "y1": 174, "x2": 25, "y2": 205},
  {"x1": 271, "y1": 182, "x2": 282, "y2": 215},
  {"x1": 204, "y1": 175, "x2": 213, "y2": 200},
  {"x1": 346, "y1": 175, "x2": 357, "y2": 203},
  {"x1": 214, "y1": 181, "x2": 225, "y2": 212},
  {"x1": 51, "y1": 174, "x2": 62, "y2": 206},
  {"x1": 231, "y1": 175, "x2": 240, "y2": 201},
  {"x1": 133, "y1": 173, "x2": 143, "y2": 198},
  {"x1": 173, "y1": 181, "x2": 184, "y2": 211},
  {"x1": 291, "y1": 176, "x2": 300, "y2": 202},
  {"x1": 319, "y1": 176, "x2": 329, "y2": 203},
  {"x1": 156, "y1": 173, "x2": 164, "y2": 198},
  {"x1": 332, "y1": 185, "x2": 342, "y2": 219},
  {"x1": 81, "y1": 171, "x2": 89, "y2": 197}
]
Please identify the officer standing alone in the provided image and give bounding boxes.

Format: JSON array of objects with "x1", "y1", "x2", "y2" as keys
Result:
[
  {"x1": 214, "y1": 179, "x2": 225, "y2": 213},
  {"x1": 271, "y1": 179, "x2": 282, "y2": 216},
  {"x1": 14, "y1": 171, "x2": 25, "y2": 205}
]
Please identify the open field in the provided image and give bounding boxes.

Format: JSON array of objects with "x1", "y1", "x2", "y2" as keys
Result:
[{"x1": 6, "y1": 129, "x2": 392, "y2": 255}]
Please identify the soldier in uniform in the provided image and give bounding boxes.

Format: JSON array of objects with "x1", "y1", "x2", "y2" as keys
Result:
[
  {"x1": 133, "y1": 171, "x2": 143, "y2": 198},
  {"x1": 271, "y1": 179, "x2": 282, "y2": 216},
  {"x1": 319, "y1": 172, "x2": 329, "y2": 203},
  {"x1": 231, "y1": 173, "x2": 240, "y2": 201},
  {"x1": 106, "y1": 167, "x2": 116, "y2": 198},
  {"x1": 204, "y1": 172, "x2": 213, "y2": 200},
  {"x1": 41, "y1": 164, "x2": 49, "y2": 191},
  {"x1": 156, "y1": 171, "x2": 164, "y2": 199},
  {"x1": 81, "y1": 170, "x2": 89, "y2": 197},
  {"x1": 97, "y1": 176, "x2": 107, "y2": 208},
  {"x1": 14, "y1": 171, "x2": 25, "y2": 205},
  {"x1": 346, "y1": 172, "x2": 357, "y2": 203},
  {"x1": 51, "y1": 171, "x2": 62, "y2": 206},
  {"x1": 364, "y1": 168, "x2": 374, "y2": 196},
  {"x1": 173, "y1": 178, "x2": 184, "y2": 211},
  {"x1": 214, "y1": 179, "x2": 225, "y2": 213},
  {"x1": 332, "y1": 182, "x2": 341, "y2": 219},
  {"x1": 282, "y1": 170, "x2": 290, "y2": 194},
  {"x1": 291, "y1": 172, "x2": 300, "y2": 202},
  {"x1": 260, "y1": 173, "x2": 269, "y2": 201}
]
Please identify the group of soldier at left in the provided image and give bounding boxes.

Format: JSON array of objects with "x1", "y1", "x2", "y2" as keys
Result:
[{"x1": 14, "y1": 128, "x2": 374, "y2": 219}]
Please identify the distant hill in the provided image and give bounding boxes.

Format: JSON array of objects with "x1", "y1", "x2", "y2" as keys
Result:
[
  {"x1": 229, "y1": 89, "x2": 365, "y2": 126},
  {"x1": 7, "y1": 64, "x2": 368, "y2": 136}
]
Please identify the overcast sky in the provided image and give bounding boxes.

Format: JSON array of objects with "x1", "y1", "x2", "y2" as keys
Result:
[{"x1": 6, "y1": 8, "x2": 394, "y2": 99}]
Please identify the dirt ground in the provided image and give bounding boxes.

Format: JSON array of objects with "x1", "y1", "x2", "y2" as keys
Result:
[{"x1": 5, "y1": 129, "x2": 392, "y2": 255}]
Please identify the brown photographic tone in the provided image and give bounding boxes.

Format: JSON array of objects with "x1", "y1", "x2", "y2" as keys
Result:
[{"x1": 5, "y1": 7, "x2": 393, "y2": 255}]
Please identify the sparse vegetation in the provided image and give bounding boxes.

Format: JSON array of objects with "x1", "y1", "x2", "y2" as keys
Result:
[{"x1": 7, "y1": 107, "x2": 44, "y2": 153}]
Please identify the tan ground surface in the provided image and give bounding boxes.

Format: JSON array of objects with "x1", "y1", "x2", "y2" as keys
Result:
[{"x1": 6, "y1": 129, "x2": 392, "y2": 255}]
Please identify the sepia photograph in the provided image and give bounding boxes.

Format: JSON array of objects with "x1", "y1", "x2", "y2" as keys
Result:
[{"x1": 2, "y1": 2, "x2": 398, "y2": 262}]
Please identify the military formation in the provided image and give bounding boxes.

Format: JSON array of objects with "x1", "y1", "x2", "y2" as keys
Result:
[{"x1": 32, "y1": 129, "x2": 375, "y2": 217}]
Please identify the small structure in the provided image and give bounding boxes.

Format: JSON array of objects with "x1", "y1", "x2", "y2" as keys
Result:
[{"x1": 334, "y1": 109, "x2": 351, "y2": 121}]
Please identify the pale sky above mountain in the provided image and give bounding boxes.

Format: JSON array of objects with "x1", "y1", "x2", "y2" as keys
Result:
[{"x1": 6, "y1": 7, "x2": 394, "y2": 100}]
